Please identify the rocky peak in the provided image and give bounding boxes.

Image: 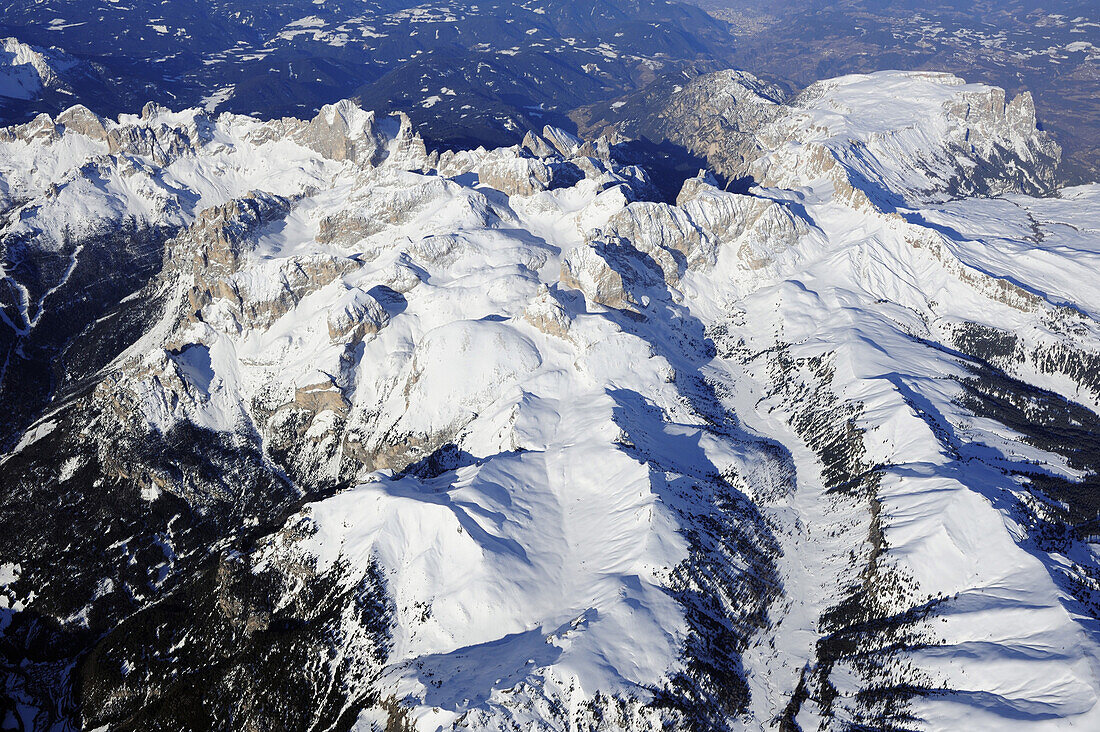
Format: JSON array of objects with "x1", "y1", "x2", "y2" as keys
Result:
[
  {"x1": 295, "y1": 100, "x2": 429, "y2": 170},
  {"x1": 752, "y1": 70, "x2": 1062, "y2": 205},
  {"x1": 0, "y1": 111, "x2": 59, "y2": 144},
  {"x1": 541, "y1": 125, "x2": 585, "y2": 157},
  {"x1": 574, "y1": 68, "x2": 785, "y2": 181},
  {"x1": 173, "y1": 191, "x2": 291, "y2": 276},
  {"x1": 106, "y1": 109, "x2": 212, "y2": 166},
  {"x1": 0, "y1": 36, "x2": 77, "y2": 99},
  {"x1": 327, "y1": 286, "x2": 389, "y2": 342},
  {"x1": 476, "y1": 147, "x2": 585, "y2": 197},
  {"x1": 521, "y1": 129, "x2": 558, "y2": 158},
  {"x1": 581, "y1": 68, "x2": 1062, "y2": 210},
  {"x1": 56, "y1": 104, "x2": 108, "y2": 141}
]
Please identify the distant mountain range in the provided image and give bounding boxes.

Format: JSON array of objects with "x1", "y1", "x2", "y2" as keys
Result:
[
  {"x1": 0, "y1": 0, "x2": 736, "y2": 149},
  {"x1": 3, "y1": 0, "x2": 1095, "y2": 181},
  {"x1": 687, "y1": 0, "x2": 1100, "y2": 182}
]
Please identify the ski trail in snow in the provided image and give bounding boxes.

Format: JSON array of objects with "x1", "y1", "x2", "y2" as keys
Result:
[{"x1": 27, "y1": 242, "x2": 85, "y2": 330}]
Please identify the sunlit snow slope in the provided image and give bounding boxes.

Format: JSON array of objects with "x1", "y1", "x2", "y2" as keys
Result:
[{"x1": 2, "y1": 70, "x2": 1100, "y2": 732}]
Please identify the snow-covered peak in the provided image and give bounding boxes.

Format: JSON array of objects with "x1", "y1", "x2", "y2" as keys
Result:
[
  {"x1": 0, "y1": 37, "x2": 77, "y2": 101},
  {"x1": 751, "y1": 70, "x2": 1061, "y2": 207}
]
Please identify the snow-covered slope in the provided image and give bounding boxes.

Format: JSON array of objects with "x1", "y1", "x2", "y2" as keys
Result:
[
  {"x1": 0, "y1": 38, "x2": 74, "y2": 101},
  {"x1": 751, "y1": 71, "x2": 1062, "y2": 207},
  {"x1": 0, "y1": 36, "x2": 110, "y2": 124},
  {"x1": 586, "y1": 69, "x2": 1061, "y2": 207},
  {"x1": 2, "y1": 71, "x2": 1099, "y2": 732}
]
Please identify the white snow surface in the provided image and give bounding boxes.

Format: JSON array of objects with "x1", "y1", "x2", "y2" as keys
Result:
[{"x1": 3, "y1": 71, "x2": 1100, "y2": 730}]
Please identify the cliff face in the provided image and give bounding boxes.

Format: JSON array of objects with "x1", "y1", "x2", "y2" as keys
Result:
[
  {"x1": 580, "y1": 69, "x2": 1061, "y2": 204},
  {"x1": 2, "y1": 71, "x2": 1100, "y2": 732}
]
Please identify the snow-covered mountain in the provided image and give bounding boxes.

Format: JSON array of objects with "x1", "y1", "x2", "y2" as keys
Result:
[
  {"x1": 0, "y1": 37, "x2": 72, "y2": 101},
  {"x1": 0, "y1": 0, "x2": 737, "y2": 150},
  {"x1": 683, "y1": 0, "x2": 1100, "y2": 184},
  {"x1": 0, "y1": 37, "x2": 112, "y2": 122},
  {"x1": 2, "y1": 70, "x2": 1100, "y2": 731}
]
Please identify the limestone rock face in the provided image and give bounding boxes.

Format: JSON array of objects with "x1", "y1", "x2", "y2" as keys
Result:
[
  {"x1": 0, "y1": 35, "x2": 95, "y2": 107},
  {"x1": 107, "y1": 112, "x2": 210, "y2": 166},
  {"x1": 477, "y1": 151, "x2": 555, "y2": 196},
  {"x1": 476, "y1": 148, "x2": 584, "y2": 196},
  {"x1": 386, "y1": 112, "x2": 431, "y2": 170},
  {"x1": 165, "y1": 193, "x2": 363, "y2": 336},
  {"x1": 522, "y1": 285, "x2": 573, "y2": 340},
  {"x1": 327, "y1": 287, "x2": 389, "y2": 342},
  {"x1": 294, "y1": 101, "x2": 430, "y2": 171},
  {"x1": 541, "y1": 125, "x2": 585, "y2": 157},
  {"x1": 521, "y1": 130, "x2": 557, "y2": 158},
  {"x1": 750, "y1": 71, "x2": 1062, "y2": 204},
  {"x1": 600, "y1": 201, "x2": 710, "y2": 281},
  {"x1": 585, "y1": 69, "x2": 1061, "y2": 207},
  {"x1": 676, "y1": 175, "x2": 808, "y2": 270},
  {"x1": 1, "y1": 36, "x2": 64, "y2": 91},
  {"x1": 56, "y1": 105, "x2": 108, "y2": 141},
  {"x1": 0, "y1": 112, "x2": 60, "y2": 143},
  {"x1": 292, "y1": 374, "x2": 350, "y2": 417},
  {"x1": 576, "y1": 69, "x2": 785, "y2": 181},
  {"x1": 561, "y1": 243, "x2": 631, "y2": 310},
  {"x1": 645, "y1": 70, "x2": 785, "y2": 180},
  {"x1": 317, "y1": 176, "x2": 500, "y2": 249},
  {"x1": 560, "y1": 238, "x2": 667, "y2": 312},
  {"x1": 234, "y1": 256, "x2": 362, "y2": 332},
  {"x1": 296, "y1": 100, "x2": 388, "y2": 165},
  {"x1": 177, "y1": 192, "x2": 291, "y2": 274}
]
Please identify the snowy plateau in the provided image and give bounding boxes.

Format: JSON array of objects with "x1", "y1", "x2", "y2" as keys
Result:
[{"x1": 1, "y1": 69, "x2": 1100, "y2": 732}]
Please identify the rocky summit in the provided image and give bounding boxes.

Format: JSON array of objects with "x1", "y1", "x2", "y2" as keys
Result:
[{"x1": 1, "y1": 54, "x2": 1100, "y2": 732}]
